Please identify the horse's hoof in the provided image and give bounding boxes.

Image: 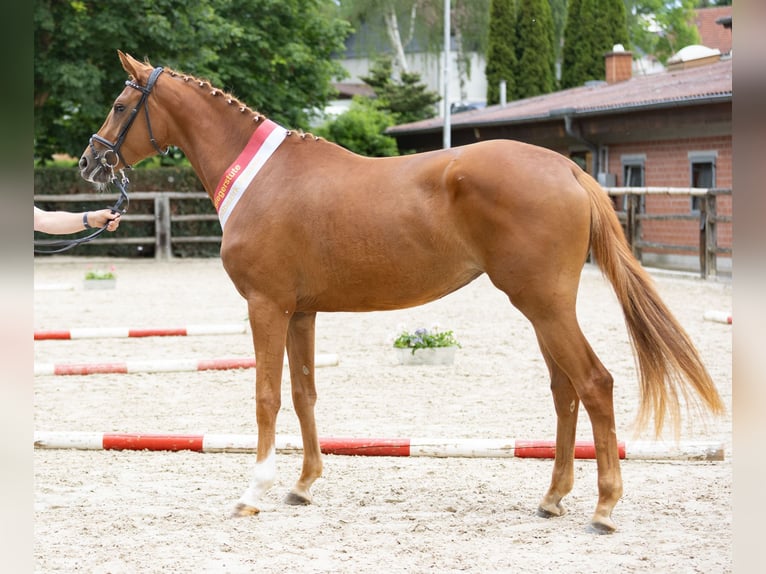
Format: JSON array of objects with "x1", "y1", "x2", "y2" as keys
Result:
[
  {"x1": 231, "y1": 503, "x2": 260, "y2": 518},
  {"x1": 588, "y1": 517, "x2": 617, "y2": 534},
  {"x1": 536, "y1": 501, "x2": 566, "y2": 519},
  {"x1": 284, "y1": 491, "x2": 312, "y2": 506}
]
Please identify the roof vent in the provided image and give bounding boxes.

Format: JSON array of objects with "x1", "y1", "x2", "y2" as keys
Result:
[{"x1": 667, "y1": 45, "x2": 722, "y2": 71}]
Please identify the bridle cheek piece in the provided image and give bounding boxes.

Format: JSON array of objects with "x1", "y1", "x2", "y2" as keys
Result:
[{"x1": 88, "y1": 66, "x2": 169, "y2": 180}]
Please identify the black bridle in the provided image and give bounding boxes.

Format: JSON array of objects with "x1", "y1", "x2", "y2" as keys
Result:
[
  {"x1": 34, "y1": 66, "x2": 167, "y2": 255},
  {"x1": 88, "y1": 66, "x2": 168, "y2": 170}
]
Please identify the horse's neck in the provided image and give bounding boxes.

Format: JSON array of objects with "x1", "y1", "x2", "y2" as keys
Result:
[{"x1": 164, "y1": 87, "x2": 262, "y2": 195}]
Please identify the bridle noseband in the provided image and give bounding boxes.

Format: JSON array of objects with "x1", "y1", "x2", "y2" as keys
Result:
[
  {"x1": 34, "y1": 66, "x2": 167, "y2": 255},
  {"x1": 88, "y1": 65, "x2": 169, "y2": 172}
]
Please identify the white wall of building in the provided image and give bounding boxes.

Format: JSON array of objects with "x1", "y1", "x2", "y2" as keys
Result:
[{"x1": 339, "y1": 50, "x2": 488, "y2": 115}]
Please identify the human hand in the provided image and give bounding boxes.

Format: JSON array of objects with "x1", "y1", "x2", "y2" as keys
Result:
[{"x1": 88, "y1": 209, "x2": 121, "y2": 231}]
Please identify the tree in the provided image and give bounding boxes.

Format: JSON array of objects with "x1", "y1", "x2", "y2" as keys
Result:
[
  {"x1": 514, "y1": 0, "x2": 556, "y2": 99},
  {"x1": 452, "y1": 0, "x2": 491, "y2": 101},
  {"x1": 316, "y1": 54, "x2": 437, "y2": 156},
  {"x1": 560, "y1": 0, "x2": 629, "y2": 88},
  {"x1": 485, "y1": 0, "x2": 517, "y2": 105},
  {"x1": 361, "y1": 56, "x2": 440, "y2": 123},
  {"x1": 625, "y1": 0, "x2": 701, "y2": 65},
  {"x1": 315, "y1": 97, "x2": 399, "y2": 157},
  {"x1": 339, "y1": 1, "x2": 490, "y2": 103},
  {"x1": 560, "y1": 0, "x2": 583, "y2": 89},
  {"x1": 34, "y1": 0, "x2": 350, "y2": 163},
  {"x1": 548, "y1": 0, "x2": 568, "y2": 79}
]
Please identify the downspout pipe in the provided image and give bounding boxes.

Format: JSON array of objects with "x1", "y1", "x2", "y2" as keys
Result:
[{"x1": 551, "y1": 107, "x2": 601, "y2": 174}]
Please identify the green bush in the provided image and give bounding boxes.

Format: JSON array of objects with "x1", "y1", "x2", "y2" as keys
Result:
[{"x1": 316, "y1": 97, "x2": 399, "y2": 157}]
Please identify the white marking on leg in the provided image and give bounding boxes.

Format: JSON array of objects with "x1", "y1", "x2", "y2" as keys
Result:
[{"x1": 238, "y1": 447, "x2": 276, "y2": 508}]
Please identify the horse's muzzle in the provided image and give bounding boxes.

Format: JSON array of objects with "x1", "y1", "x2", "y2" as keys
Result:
[{"x1": 78, "y1": 152, "x2": 108, "y2": 184}]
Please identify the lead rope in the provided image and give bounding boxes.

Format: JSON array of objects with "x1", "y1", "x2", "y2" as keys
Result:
[{"x1": 33, "y1": 169, "x2": 131, "y2": 255}]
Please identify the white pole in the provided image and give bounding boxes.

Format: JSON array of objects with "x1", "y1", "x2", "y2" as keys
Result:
[{"x1": 442, "y1": 0, "x2": 451, "y2": 149}]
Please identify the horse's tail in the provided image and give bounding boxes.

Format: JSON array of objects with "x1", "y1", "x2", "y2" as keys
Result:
[{"x1": 576, "y1": 170, "x2": 725, "y2": 437}]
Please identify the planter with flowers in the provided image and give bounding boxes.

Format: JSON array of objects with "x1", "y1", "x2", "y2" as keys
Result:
[
  {"x1": 83, "y1": 266, "x2": 117, "y2": 290},
  {"x1": 392, "y1": 326, "x2": 460, "y2": 366}
]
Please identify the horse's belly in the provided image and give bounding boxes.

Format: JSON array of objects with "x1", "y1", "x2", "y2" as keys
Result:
[{"x1": 299, "y1": 261, "x2": 483, "y2": 312}]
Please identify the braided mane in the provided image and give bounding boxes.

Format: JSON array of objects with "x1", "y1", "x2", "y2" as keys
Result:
[{"x1": 162, "y1": 67, "x2": 268, "y2": 124}]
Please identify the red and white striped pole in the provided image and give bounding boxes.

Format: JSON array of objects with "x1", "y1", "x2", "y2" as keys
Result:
[
  {"x1": 34, "y1": 353, "x2": 339, "y2": 376},
  {"x1": 703, "y1": 311, "x2": 732, "y2": 325},
  {"x1": 34, "y1": 323, "x2": 247, "y2": 340},
  {"x1": 33, "y1": 431, "x2": 725, "y2": 461}
]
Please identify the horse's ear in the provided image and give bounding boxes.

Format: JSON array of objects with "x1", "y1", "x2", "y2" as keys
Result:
[{"x1": 118, "y1": 51, "x2": 142, "y2": 77}]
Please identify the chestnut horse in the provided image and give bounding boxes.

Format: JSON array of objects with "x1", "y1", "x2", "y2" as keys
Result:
[{"x1": 79, "y1": 52, "x2": 723, "y2": 533}]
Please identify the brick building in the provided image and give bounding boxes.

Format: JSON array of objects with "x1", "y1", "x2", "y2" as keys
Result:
[{"x1": 386, "y1": 49, "x2": 732, "y2": 274}]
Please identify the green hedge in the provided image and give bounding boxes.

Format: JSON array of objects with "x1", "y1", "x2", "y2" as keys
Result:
[{"x1": 34, "y1": 167, "x2": 222, "y2": 258}]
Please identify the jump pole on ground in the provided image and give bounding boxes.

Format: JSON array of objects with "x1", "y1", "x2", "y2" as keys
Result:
[
  {"x1": 703, "y1": 310, "x2": 732, "y2": 324},
  {"x1": 34, "y1": 323, "x2": 247, "y2": 340},
  {"x1": 33, "y1": 431, "x2": 725, "y2": 461},
  {"x1": 33, "y1": 353, "x2": 339, "y2": 376}
]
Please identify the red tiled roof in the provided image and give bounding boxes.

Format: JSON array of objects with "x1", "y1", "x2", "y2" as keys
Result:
[
  {"x1": 695, "y1": 7, "x2": 732, "y2": 54},
  {"x1": 388, "y1": 58, "x2": 732, "y2": 135}
]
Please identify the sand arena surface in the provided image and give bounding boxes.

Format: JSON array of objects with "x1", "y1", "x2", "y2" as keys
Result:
[{"x1": 34, "y1": 257, "x2": 732, "y2": 573}]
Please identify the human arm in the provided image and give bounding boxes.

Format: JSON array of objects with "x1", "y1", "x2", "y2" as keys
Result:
[{"x1": 34, "y1": 206, "x2": 121, "y2": 235}]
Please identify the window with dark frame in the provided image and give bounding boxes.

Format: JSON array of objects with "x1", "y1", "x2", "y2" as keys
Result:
[
  {"x1": 620, "y1": 155, "x2": 645, "y2": 212},
  {"x1": 689, "y1": 152, "x2": 717, "y2": 213}
]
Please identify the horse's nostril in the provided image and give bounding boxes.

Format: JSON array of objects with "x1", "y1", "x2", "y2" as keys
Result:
[{"x1": 78, "y1": 156, "x2": 88, "y2": 170}]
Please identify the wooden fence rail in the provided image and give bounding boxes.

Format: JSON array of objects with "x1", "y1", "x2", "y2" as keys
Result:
[
  {"x1": 35, "y1": 187, "x2": 732, "y2": 278},
  {"x1": 34, "y1": 191, "x2": 217, "y2": 260},
  {"x1": 604, "y1": 187, "x2": 732, "y2": 278}
]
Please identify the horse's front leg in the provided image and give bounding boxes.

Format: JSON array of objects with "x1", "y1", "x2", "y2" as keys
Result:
[
  {"x1": 284, "y1": 312, "x2": 323, "y2": 506},
  {"x1": 232, "y1": 297, "x2": 291, "y2": 517}
]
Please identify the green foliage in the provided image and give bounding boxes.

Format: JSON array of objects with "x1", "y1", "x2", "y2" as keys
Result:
[
  {"x1": 34, "y1": 0, "x2": 350, "y2": 163},
  {"x1": 338, "y1": 0, "x2": 492, "y2": 62},
  {"x1": 514, "y1": 0, "x2": 556, "y2": 99},
  {"x1": 485, "y1": 0, "x2": 517, "y2": 105},
  {"x1": 315, "y1": 97, "x2": 399, "y2": 157},
  {"x1": 393, "y1": 327, "x2": 461, "y2": 354},
  {"x1": 316, "y1": 55, "x2": 438, "y2": 157},
  {"x1": 84, "y1": 267, "x2": 116, "y2": 280},
  {"x1": 561, "y1": 0, "x2": 583, "y2": 89},
  {"x1": 548, "y1": 0, "x2": 568, "y2": 65},
  {"x1": 560, "y1": 0, "x2": 629, "y2": 88},
  {"x1": 486, "y1": 0, "x2": 556, "y2": 103},
  {"x1": 625, "y1": 0, "x2": 701, "y2": 65},
  {"x1": 361, "y1": 57, "x2": 440, "y2": 124}
]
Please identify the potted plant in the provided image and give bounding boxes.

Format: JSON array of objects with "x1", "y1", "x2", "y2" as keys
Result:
[
  {"x1": 392, "y1": 326, "x2": 461, "y2": 365},
  {"x1": 83, "y1": 266, "x2": 117, "y2": 290}
]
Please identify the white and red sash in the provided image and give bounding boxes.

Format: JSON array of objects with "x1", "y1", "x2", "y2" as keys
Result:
[{"x1": 212, "y1": 119, "x2": 288, "y2": 229}]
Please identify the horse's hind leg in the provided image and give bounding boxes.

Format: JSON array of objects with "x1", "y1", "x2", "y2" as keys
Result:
[
  {"x1": 534, "y1": 335, "x2": 580, "y2": 520},
  {"x1": 531, "y1": 311, "x2": 623, "y2": 533},
  {"x1": 284, "y1": 312, "x2": 323, "y2": 506}
]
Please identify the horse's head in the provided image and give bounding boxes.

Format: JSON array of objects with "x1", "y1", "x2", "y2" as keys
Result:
[{"x1": 79, "y1": 51, "x2": 168, "y2": 185}]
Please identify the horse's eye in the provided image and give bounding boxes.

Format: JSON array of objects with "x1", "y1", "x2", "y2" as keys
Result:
[{"x1": 114, "y1": 103, "x2": 126, "y2": 113}]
